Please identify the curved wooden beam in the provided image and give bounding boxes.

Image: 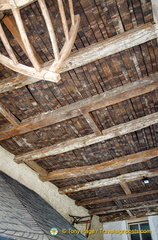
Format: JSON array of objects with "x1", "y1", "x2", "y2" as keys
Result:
[{"x1": 0, "y1": 54, "x2": 60, "y2": 82}]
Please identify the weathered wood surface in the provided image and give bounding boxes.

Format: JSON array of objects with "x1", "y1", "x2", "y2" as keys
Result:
[
  {"x1": 0, "y1": 54, "x2": 60, "y2": 82},
  {"x1": 76, "y1": 189, "x2": 158, "y2": 206},
  {"x1": 80, "y1": 110, "x2": 102, "y2": 136},
  {"x1": 120, "y1": 182, "x2": 132, "y2": 195},
  {"x1": 40, "y1": 147, "x2": 158, "y2": 181},
  {"x1": 3, "y1": 15, "x2": 43, "y2": 64},
  {"x1": 0, "y1": 23, "x2": 18, "y2": 65},
  {"x1": 0, "y1": 102, "x2": 20, "y2": 127},
  {"x1": 0, "y1": 23, "x2": 158, "y2": 89},
  {"x1": 62, "y1": 23, "x2": 158, "y2": 72},
  {"x1": 26, "y1": 161, "x2": 48, "y2": 176},
  {"x1": 99, "y1": 211, "x2": 158, "y2": 222},
  {"x1": 14, "y1": 113, "x2": 158, "y2": 163},
  {"x1": 0, "y1": 73, "x2": 158, "y2": 141},
  {"x1": 11, "y1": 7, "x2": 41, "y2": 71},
  {"x1": 89, "y1": 200, "x2": 158, "y2": 215},
  {"x1": 59, "y1": 168, "x2": 158, "y2": 194},
  {"x1": 0, "y1": 0, "x2": 36, "y2": 10}
]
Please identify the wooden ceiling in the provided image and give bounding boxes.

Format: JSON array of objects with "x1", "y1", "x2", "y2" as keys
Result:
[{"x1": 0, "y1": 0, "x2": 158, "y2": 222}]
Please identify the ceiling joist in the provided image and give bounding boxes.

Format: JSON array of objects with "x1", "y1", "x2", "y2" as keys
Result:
[
  {"x1": 0, "y1": 102, "x2": 20, "y2": 127},
  {"x1": 59, "y1": 168, "x2": 158, "y2": 194},
  {"x1": 14, "y1": 112, "x2": 158, "y2": 163},
  {"x1": 39, "y1": 147, "x2": 158, "y2": 181},
  {"x1": 0, "y1": 23, "x2": 158, "y2": 90},
  {"x1": 89, "y1": 200, "x2": 158, "y2": 215},
  {"x1": 0, "y1": 73, "x2": 158, "y2": 141}
]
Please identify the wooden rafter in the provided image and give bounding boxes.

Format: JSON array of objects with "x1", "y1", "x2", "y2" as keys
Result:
[
  {"x1": 89, "y1": 200, "x2": 158, "y2": 215},
  {"x1": 119, "y1": 182, "x2": 132, "y2": 195},
  {"x1": 0, "y1": 23, "x2": 158, "y2": 86},
  {"x1": 76, "y1": 189, "x2": 158, "y2": 206},
  {"x1": 3, "y1": 15, "x2": 43, "y2": 64},
  {"x1": 80, "y1": 109, "x2": 102, "y2": 136},
  {"x1": 99, "y1": 212, "x2": 158, "y2": 222},
  {"x1": 0, "y1": 73, "x2": 158, "y2": 140},
  {"x1": 26, "y1": 161, "x2": 48, "y2": 177},
  {"x1": 14, "y1": 112, "x2": 158, "y2": 163},
  {"x1": 0, "y1": 0, "x2": 80, "y2": 82},
  {"x1": 39, "y1": 147, "x2": 158, "y2": 181},
  {"x1": 58, "y1": 168, "x2": 158, "y2": 194}
]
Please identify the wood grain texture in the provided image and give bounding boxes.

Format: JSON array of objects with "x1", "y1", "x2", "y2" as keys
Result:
[
  {"x1": 76, "y1": 189, "x2": 158, "y2": 206},
  {"x1": 0, "y1": 73, "x2": 158, "y2": 141},
  {"x1": 40, "y1": 147, "x2": 158, "y2": 181},
  {"x1": 14, "y1": 113, "x2": 158, "y2": 163},
  {"x1": 59, "y1": 168, "x2": 158, "y2": 194}
]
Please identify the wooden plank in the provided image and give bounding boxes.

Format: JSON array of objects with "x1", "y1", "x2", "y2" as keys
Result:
[
  {"x1": 0, "y1": 23, "x2": 18, "y2": 65},
  {"x1": 120, "y1": 182, "x2": 131, "y2": 195},
  {"x1": 62, "y1": 23, "x2": 158, "y2": 72},
  {"x1": 0, "y1": 0, "x2": 36, "y2": 10},
  {"x1": 0, "y1": 23, "x2": 158, "y2": 88},
  {"x1": 59, "y1": 168, "x2": 158, "y2": 194},
  {"x1": 76, "y1": 189, "x2": 158, "y2": 206},
  {"x1": 26, "y1": 161, "x2": 48, "y2": 176},
  {"x1": 11, "y1": 6, "x2": 41, "y2": 72},
  {"x1": 126, "y1": 210, "x2": 133, "y2": 217},
  {"x1": 3, "y1": 15, "x2": 43, "y2": 64},
  {"x1": 151, "y1": 0, "x2": 158, "y2": 24},
  {"x1": 80, "y1": 109, "x2": 102, "y2": 136},
  {"x1": 38, "y1": 0, "x2": 60, "y2": 61},
  {"x1": 14, "y1": 113, "x2": 158, "y2": 163},
  {"x1": 0, "y1": 73, "x2": 158, "y2": 140},
  {"x1": 57, "y1": 0, "x2": 69, "y2": 41},
  {"x1": 100, "y1": 212, "x2": 158, "y2": 222},
  {"x1": 89, "y1": 200, "x2": 158, "y2": 215},
  {"x1": 40, "y1": 147, "x2": 158, "y2": 181},
  {"x1": 0, "y1": 54, "x2": 60, "y2": 82},
  {"x1": 0, "y1": 102, "x2": 20, "y2": 127}
]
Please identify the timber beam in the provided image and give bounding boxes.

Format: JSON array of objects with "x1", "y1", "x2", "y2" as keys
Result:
[
  {"x1": 89, "y1": 200, "x2": 158, "y2": 215},
  {"x1": 39, "y1": 147, "x2": 158, "y2": 181},
  {"x1": 0, "y1": 73, "x2": 158, "y2": 140},
  {"x1": 14, "y1": 113, "x2": 158, "y2": 163},
  {"x1": 0, "y1": 23, "x2": 158, "y2": 91},
  {"x1": 76, "y1": 189, "x2": 158, "y2": 206},
  {"x1": 58, "y1": 168, "x2": 158, "y2": 194}
]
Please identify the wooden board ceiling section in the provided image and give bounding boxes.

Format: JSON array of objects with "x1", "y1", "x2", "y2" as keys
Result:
[{"x1": 0, "y1": 0, "x2": 158, "y2": 222}]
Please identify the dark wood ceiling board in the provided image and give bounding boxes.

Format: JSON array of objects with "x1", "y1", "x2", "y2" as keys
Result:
[
  {"x1": 76, "y1": 188, "x2": 158, "y2": 207},
  {"x1": 39, "y1": 155, "x2": 158, "y2": 189},
  {"x1": 68, "y1": 184, "x2": 125, "y2": 202},
  {"x1": 127, "y1": 176, "x2": 158, "y2": 194},
  {"x1": 60, "y1": 71, "x2": 84, "y2": 102},
  {"x1": 0, "y1": 113, "x2": 8, "y2": 126},
  {"x1": 147, "y1": 41, "x2": 158, "y2": 73},
  {"x1": 140, "y1": 43, "x2": 154, "y2": 75},
  {"x1": 22, "y1": 3, "x2": 54, "y2": 62},
  {"x1": 99, "y1": 212, "x2": 130, "y2": 223},
  {"x1": 89, "y1": 199, "x2": 158, "y2": 215},
  {"x1": 0, "y1": 86, "x2": 42, "y2": 121}
]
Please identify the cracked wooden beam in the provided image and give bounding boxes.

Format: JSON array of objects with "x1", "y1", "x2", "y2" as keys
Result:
[{"x1": 0, "y1": 73, "x2": 158, "y2": 140}]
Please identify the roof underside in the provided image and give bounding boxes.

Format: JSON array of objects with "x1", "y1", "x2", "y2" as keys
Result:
[{"x1": 0, "y1": 0, "x2": 158, "y2": 222}]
